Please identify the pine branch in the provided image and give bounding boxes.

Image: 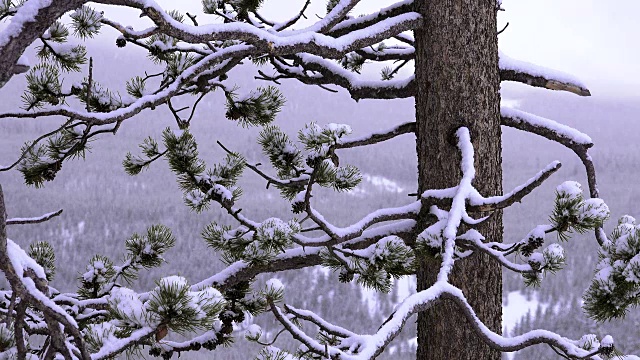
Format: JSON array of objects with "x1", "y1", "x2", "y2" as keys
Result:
[
  {"x1": 271, "y1": 280, "x2": 612, "y2": 360},
  {"x1": 284, "y1": 304, "x2": 356, "y2": 338},
  {"x1": 95, "y1": 0, "x2": 422, "y2": 59},
  {"x1": 0, "y1": 48, "x2": 249, "y2": 125},
  {"x1": 268, "y1": 299, "x2": 336, "y2": 358},
  {"x1": 0, "y1": 0, "x2": 87, "y2": 86},
  {"x1": 270, "y1": 54, "x2": 415, "y2": 100},
  {"x1": 501, "y1": 106, "x2": 606, "y2": 245}
]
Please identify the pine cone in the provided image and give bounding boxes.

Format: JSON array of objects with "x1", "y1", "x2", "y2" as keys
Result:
[{"x1": 155, "y1": 324, "x2": 169, "y2": 341}]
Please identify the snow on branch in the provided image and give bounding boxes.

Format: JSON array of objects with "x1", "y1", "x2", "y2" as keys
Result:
[
  {"x1": 284, "y1": 304, "x2": 357, "y2": 338},
  {"x1": 296, "y1": 0, "x2": 361, "y2": 34},
  {"x1": 328, "y1": 0, "x2": 415, "y2": 37},
  {"x1": 436, "y1": 127, "x2": 476, "y2": 283},
  {"x1": 0, "y1": 186, "x2": 91, "y2": 359},
  {"x1": 0, "y1": 48, "x2": 248, "y2": 125},
  {"x1": 501, "y1": 106, "x2": 606, "y2": 245},
  {"x1": 356, "y1": 45, "x2": 414, "y2": 62},
  {"x1": 6, "y1": 208, "x2": 63, "y2": 225},
  {"x1": 456, "y1": 230, "x2": 538, "y2": 274},
  {"x1": 265, "y1": 281, "x2": 619, "y2": 360},
  {"x1": 300, "y1": 201, "x2": 420, "y2": 246},
  {"x1": 95, "y1": 0, "x2": 421, "y2": 59},
  {"x1": 468, "y1": 160, "x2": 562, "y2": 212},
  {"x1": 0, "y1": 0, "x2": 87, "y2": 86},
  {"x1": 501, "y1": 106, "x2": 592, "y2": 147},
  {"x1": 263, "y1": 53, "x2": 415, "y2": 100},
  {"x1": 193, "y1": 219, "x2": 415, "y2": 292},
  {"x1": 335, "y1": 121, "x2": 416, "y2": 149},
  {"x1": 499, "y1": 51, "x2": 591, "y2": 96},
  {"x1": 90, "y1": 327, "x2": 155, "y2": 360},
  {"x1": 263, "y1": 0, "x2": 311, "y2": 32}
]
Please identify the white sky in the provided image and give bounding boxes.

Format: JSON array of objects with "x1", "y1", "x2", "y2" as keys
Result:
[
  {"x1": 498, "y1": 0, "x2": 640, "y2": 98},
  {"x1": 97, "y1": 0, "x2": 639, "y2": 98}
]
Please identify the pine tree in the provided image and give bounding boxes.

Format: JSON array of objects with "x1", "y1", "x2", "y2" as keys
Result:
[{"x1": 0, "y1": 1, "x2": 637, "y2": 359}]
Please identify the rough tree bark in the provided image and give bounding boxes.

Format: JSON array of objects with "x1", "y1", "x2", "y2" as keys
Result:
[{"x1": 414, "y1": 1, "x2": 503, "y2": 359}]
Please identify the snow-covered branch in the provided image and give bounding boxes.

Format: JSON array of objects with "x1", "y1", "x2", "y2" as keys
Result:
[
  {"x1": 0, "y1": 185, "x2": 91, "y2": 359},
  {"x1": 500, "y1": 51, "x2": 591, "y2": 96},
  {"x1": 0, "y1": 48, "x2": 248, "y2": 125},
  {"x1": 0, "y1": 0, "x2": 87, "y2": 86},
  {"x1": 300, "y1": 201, "x2": 420, "y2": 246},
  {"x1": 335, "y1": 121, "x2": 416, "y2": 149},
  {"x1": 193, "y1": 219, "x2": 415, "y2": 292},
  {"x1": 265, "y1": 53, "x2": 415, "y2": 100},
  {"x1": 468, "y1": 160, "x2": 562, "y2": 212},
  {"x1": 328, "y1": 0, "x2": 415, "y2": 38},
  {"x1": 6, "y1": 209, "x2": 63, "y2": 225},
  {"x1": 501, "y1": 106, "x2": 606, "y2": 245},
  {"x1": 456, "y1": 230, "x2": 537, "y2": 274},
  {"x1": 436, "y1": 127, "x2": 476, "y2": 283},
  {"x1": 267, "y1": 281, "x2": 620, "y2": 360},
  {"x1": 95, "y1": 0, "x2": 421, "y2": 59}
]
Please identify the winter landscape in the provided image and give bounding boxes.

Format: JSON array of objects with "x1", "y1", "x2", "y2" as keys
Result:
[{"x1": 0, "y1": 1, "x2": 639, "y2": 359}]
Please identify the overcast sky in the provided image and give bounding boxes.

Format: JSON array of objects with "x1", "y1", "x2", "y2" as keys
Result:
[
  {"x1": 96, "y1": 0, "x2": 640, "y2": 98},
  {"x1": 498, "y1": 0, "x2": 640, "y2": 98}
]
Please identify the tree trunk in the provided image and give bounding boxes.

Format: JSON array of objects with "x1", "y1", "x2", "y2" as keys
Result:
[{"x1": 414, "y1": 1, "x2": 503, "y2": 360}]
